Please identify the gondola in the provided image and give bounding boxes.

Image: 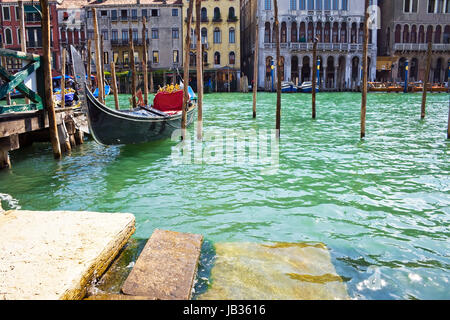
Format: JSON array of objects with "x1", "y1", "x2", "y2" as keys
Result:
[
  {"x1": 69, "y1": 45, "x2": 197, "y2": 145},
  {"x1": 85, "y1": 86, "x2": 197, "y2": 145}
]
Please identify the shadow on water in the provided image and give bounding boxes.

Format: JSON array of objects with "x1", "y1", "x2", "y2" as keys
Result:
[
  {"x1": 192, "y1": 239, "x2": 216, "y2": 299},
  {"x1": 89, "y1": 237, "x2": 148, "y2": 295}
]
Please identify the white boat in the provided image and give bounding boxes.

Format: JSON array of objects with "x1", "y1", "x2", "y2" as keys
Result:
[
  {"x1": 298, "y1": 81, "x2": 319, "y2": 93},
  {"x1": 281, "y1": 81, "x2": 297, "y2": 93}
]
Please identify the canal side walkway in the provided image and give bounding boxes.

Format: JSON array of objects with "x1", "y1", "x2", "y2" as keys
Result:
[{"x1": 0, "y1": 208, "x2": 135, "y2": 299}]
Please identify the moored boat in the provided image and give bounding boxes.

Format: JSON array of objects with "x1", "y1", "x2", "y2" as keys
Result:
[
  {"x1": 281, "y1": 81, "x2": 297, "y2": 93},
  {"x1": 298, "y1": 81, "x2": 319, "y2": 93},
  {"x1": 85, "y1": 85, "x2": 197, "y2": 145}
]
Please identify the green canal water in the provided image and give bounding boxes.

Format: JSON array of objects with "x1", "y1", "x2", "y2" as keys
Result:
[{"x1": 1, "y1": 92, "x2": 449, "y2": 300}]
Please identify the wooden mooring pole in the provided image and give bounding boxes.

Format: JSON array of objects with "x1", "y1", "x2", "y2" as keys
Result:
[
  {"x1": 142, "y1": 17, "x2": 149, "y2": 106},
  {"x1": 60, "y1": 47, "x2": 66, "y2": 107},
  {"x1": 87, "y1": 39, "x2": 92, "y2": 90},
  {"x1": 129, "y1": 28, "x2": 137, "y2": 110},
  {"x1": 252, "y1": 20, "x2": 259, "y2": 119},
  {"x1": 92, "y1": 8, "x2": 104, "y2": 104},
  {"x1": 182, "y1": 0, "x2": 194, "y2": 140},
  {"x1": 110, "y1": 61, "x2": 119, "y2": 110},
  {"x1": 0, "y1": 44, "x2": 12, "y2": 105},
  {"x1": 18, "y1": 0, "x2": 29, "y2": 105},
  {"x1": 312, "y1": 38, "x2": 317, "y2": 119},
  {"x1": 100, "y1": 34, "x2": 105, "y2": 102},
  {"x1": 421, "y1": 41, "x2": 432, "y2": 120},
  {"x1": 447, "y1": 103, "x2": 450, "y2": 140},
  {"x1": 274, "y1": 0, "x2": 281, "y2": 138},
  {"x1": 39, "y1": 0, "x2": 61, "y2": 159},
  {"x1": 360, "y1": 0, "x2": 369, "y2": 139},
  {"x1": 195, "y1": 0, "x2": 203, "y2": 140}
]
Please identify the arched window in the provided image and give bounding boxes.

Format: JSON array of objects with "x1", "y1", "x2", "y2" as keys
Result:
[
  {"x1": 403, "y1": 25, "x2": 410, "y2": 43},
  {"x1": 299, "y1": 22, "x2": 306, "y2": 42},
  {"x1": 340, "y1": 22, "x2": 347, "y2": 43},
  {"x1": 203, "y1": 51, "x2": 208, "y2": 64},
  {"x1": 213, "y1": 27, "x2": 221, "y2": 43},
  {"x1": 307, "y1": 22, "x2": 314, "y2": 42},
  {"x1": 201, "y1": 27, "x2": 207, "y2": 44},
  {"x1": 324, "y1": 22, "x2": 331, "y2": 42},
  {"x1": 213, "y1": 7, "x2": 221, "y2": 21},
  {"x1": 229, "y1": 51, "x2": 235, "y2": 65},
  {"x1": 229, "y1": 27, "x2": 235, "y2": 43},
  {"x1": 214, "y1": 51, "x2": 220, "y2": 65},
  {"x1": 411, "y1": 25, "x2": 417, "y2": 43},
  {"x1": 444, "y1": 25, "x2": 450, "y2": 44},
  {"x1": 418, "y1": 25, "x2": 425, "y2": 43},
  {"x1": 281, "y1": 22, "x2": 287, "y2": 43},
  {"x1": 190, "y1": 52, "x2": 196, "y2": 66},
  {"x1": 264, "y1": 22, "x2": 271, "y2": 43},
  {"x1": 394, "y1": 24, "x2": 401, "y2": 43},
  {"x1": 201, "y1": 8, "x2": 207, "y2": 21},
  {"x1": 291, "y1": 22, "x2": 298, "y2": 42},
  {"x1": 426, "y1": 25, "x2": 433, "y2": 43},
  {"x1": 228, "y1": 7, "x2": 236, "y2": 21},
  {"x1": 5, "y1": 28, "x2": 12, "y2": 44},
  {"x1": 434, "y1": 25, "x2": 442, "y2": 43}
]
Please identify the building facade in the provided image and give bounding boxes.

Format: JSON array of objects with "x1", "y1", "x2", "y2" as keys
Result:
[
  {"x1": 84, "y1": 0, "x2": 183, "y2": 83},
  {"x1": 377, "y1": 0, "x2": 450, "y2": 83},
  {"x1": 57, "y1": 0, "x2": 86, "y2": 55},
  {"x1": 243, "y1": 0, "x2": 378, "y2": 91},
  {"x1": 0, "y1": 0, "x2": 61, "y2": 70},
  {"x1": 183, "y1": 0, "x2": 241, "y2": 92}
]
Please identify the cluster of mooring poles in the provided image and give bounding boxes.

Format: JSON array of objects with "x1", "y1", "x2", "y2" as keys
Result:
[{"x1": 250, "y1": 0, "x2": 449, "y2": 140}]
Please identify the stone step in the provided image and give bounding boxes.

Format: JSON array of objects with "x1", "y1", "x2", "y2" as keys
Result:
[{"x1": 121, "y1": 229, "x2": 203, "y2": 300}]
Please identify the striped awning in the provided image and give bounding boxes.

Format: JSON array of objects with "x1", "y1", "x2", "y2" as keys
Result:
[
  {"x1": 24, "y1": 5, "x2": 41, "y2": 13},
  {"x1": 376, "y1": 57, "x2": 397, "y2": 71}
]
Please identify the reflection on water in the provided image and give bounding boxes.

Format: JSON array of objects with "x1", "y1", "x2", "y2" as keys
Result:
[{"x1": 0, "y1": 92, "x2": 449, "y2": 300}]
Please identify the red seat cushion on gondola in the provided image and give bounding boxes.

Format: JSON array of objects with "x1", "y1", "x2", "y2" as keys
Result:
[{"x1": 153, "y1": 90, "x2": 184, "y2": 112}]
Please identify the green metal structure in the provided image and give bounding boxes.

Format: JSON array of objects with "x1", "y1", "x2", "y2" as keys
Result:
[{"x1": 0, "y1": 48, "x2": 45, "y2": 114}]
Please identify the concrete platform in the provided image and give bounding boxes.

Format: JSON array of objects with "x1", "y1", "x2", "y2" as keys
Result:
[
  {"x1": 0, "y1": 210, "x2": 135, "y2": 300},
  {"x1": 121, "y1": 229, "x2": 203, "y2": 300},
  {"x1": 198, "y1": 242, "x2": 349, "y2": 300}
]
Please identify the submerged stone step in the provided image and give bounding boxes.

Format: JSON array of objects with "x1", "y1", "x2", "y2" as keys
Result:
[
  {"x1": 198, "y1": 242, "x2": 349, "y2": 300},
  {"x1": 0, "y1": 210, "x2": 135, "y2": 300},
  {"x1": 121, "y1": 229, "x2": 203, "y2": 300}
]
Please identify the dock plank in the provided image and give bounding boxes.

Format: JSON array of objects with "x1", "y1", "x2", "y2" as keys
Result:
[
  {"x1": 0, "y1": 210, "x2": 135, "y2": 300},
  {"x1": 121, "y1": 229, "x2": 203, "y2": 300}
]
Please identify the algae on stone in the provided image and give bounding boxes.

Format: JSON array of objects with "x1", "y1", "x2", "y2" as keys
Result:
[{"x1": 198, "y1": 242, "x2": 349, "y2": 300}]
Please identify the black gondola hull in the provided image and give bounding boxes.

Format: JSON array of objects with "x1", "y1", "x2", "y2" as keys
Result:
[{"x1": 86, "y1": 88, "x2": 196, "y2": 145}]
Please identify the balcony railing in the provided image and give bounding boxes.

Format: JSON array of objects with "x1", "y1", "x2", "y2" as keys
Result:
[
  {"x1": 111, "y1": 38, "x2": 149, "y2": 46},
  {"x1": 393, "y1": 43, "x2": 450, "y2": 52},
  {"x1": 27, "y1": 41, "x2": 42, "y2": 48},
  {"x1": 227, "y1": 16, "x2": 238, "y2": 22},
  {"x1": 262, "y1": 42, "x2": 373, "y2": 52}
]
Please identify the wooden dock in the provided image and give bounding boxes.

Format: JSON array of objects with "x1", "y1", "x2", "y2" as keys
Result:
[
  {"x1": 0, "y1": 209, "x2": 135, "y2": 300},
  {"x1": 121, "y1": 229, "x2": 203, "y2": 300},
  {"x1": 0, "y1": 108, "x2": 88, "y2": 168}
]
